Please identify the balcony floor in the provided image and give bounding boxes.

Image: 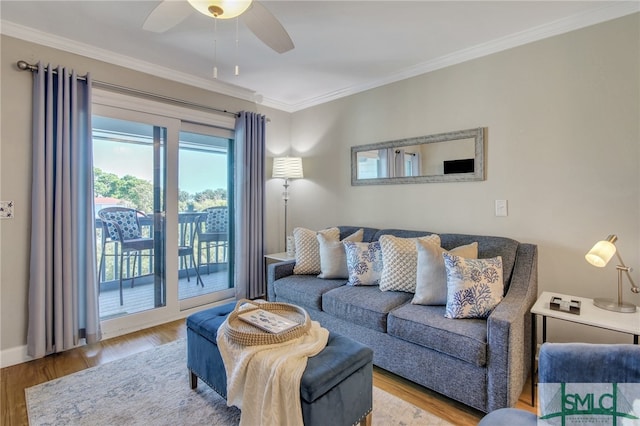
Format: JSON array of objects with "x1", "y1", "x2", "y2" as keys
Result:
[{"x1": 99, "y1": 268, "x2": 231, "y2": 320}]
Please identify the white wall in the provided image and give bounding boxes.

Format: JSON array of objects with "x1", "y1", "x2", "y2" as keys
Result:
[{"x1": 287, "y1": 14, "x2": 640, "y2": 343}]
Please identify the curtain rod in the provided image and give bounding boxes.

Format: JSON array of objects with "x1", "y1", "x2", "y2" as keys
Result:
[{"x1": 16, "y1": 60, "x2": 240, "y2": 118}]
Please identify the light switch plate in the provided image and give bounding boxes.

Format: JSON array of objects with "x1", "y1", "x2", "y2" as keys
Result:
[
  {"x1": 0, "y1": 201, "x2": 14, "y2": 219},
  {"x1": 495, "y1": 200, "x2": 508, "y2": 217}
]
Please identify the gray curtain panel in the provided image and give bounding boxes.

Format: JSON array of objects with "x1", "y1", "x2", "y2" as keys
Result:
[
  {"x1": 234, "y1": 112, "x2": 266, "y2": 299},
  {"x1": 27, "y1": 64, "x2": 102, "y2": 358}
]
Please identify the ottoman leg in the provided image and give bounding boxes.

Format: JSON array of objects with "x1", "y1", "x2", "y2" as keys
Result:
[
  {"x1": 359, "y1": 412, "x2": 372, "y2": 426},
  {"x1": 189, "y1": 370, "x2": 198, "y2": 389}
]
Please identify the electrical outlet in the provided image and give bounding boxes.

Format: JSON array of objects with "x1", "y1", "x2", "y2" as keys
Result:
[
  {"x1": 0, "y1": 201, "x2": 14, "y2": 219},
  {"x1": 495, "y1": 200, "x2": 508, "y2": 217}
]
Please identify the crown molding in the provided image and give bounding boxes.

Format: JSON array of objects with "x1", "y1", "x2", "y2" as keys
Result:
[
  {"x1": 0, "y1": 20, "x2": 259, "y2": 104},
  {"x1": 269, "y1": 2, "x2": 640, "y2": 112}
]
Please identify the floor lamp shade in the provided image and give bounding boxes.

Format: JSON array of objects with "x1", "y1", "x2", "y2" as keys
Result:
[{"x1": 272, "y1": 157, "x2": 304, "y2": 179}]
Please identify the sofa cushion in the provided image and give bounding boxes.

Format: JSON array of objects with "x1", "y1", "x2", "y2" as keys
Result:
[
  {"x1": 388, "y1": 303, "x2": 488, "y2": 367},
  {"x1": 293, "y1": 227, "x2": 340, "y2": 275},
  {"x1": 412, "y1": 240, "x2": 478, "y2": 306},
  {"x1": 344, "y1": 240, "x2": 383, "y2": 286},
  {"x1": 379, "y1": 234, "x2": 441, "y2": 293},
  {"x1": 317, "y1": 228, "x2": 364, "y2": 279},
  {"x1": 373, "y1": 229, "x2": 435, "y2": 240},
  {"x1": 322, "y1": 285, "x2": 412, "y2": 333},
  {"x1": 444, "y1": 253, "x2": 504, "y2": 319},
  {"x1": 338, "y1": 226, "x2": 380, "y2": 243},
  {"x1": 272, "y1": 275, "x2": 346, "y2": 310}
]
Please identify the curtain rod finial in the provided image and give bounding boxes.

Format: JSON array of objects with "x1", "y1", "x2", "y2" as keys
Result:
[{"x1": 17, "y1": 60, "x2": 30, "y2": 70}]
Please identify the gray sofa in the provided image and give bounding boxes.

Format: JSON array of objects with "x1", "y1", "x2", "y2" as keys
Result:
[{"x1": 267, "y1": 226, "x2": 538, "y2": 413}]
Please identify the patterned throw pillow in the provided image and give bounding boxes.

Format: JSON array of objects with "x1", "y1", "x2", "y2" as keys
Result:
[
  {"x1": 344, "y1": 241, "x2": 383, "y2": 286},
  {"x1": 378, "y1": 234, "x2": 441, "y2": 293},
  {"x1": 293, "y1": 227, "x2": 340, "y2": 275},
  {"x1": 412, "y1": 240, "x2": 478, "y2": 306},
  {"x1": 443, "y1": 253, "x2": 504, "y2": 319},
  {"x1": 317, "y1": 229, "x2": 364, "y2": 279}
]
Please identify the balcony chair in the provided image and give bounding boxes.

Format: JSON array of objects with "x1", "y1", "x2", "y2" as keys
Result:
[
  {"x1": 179, "y1": 218, "x2": 203, "y2": 287},
  {"x1": 195, "y1": 207, "x2": 229, "y2": 275},
  {"x1": 98, "y1": 207, "x2": 155, "y2": 305},
  {"x1": 478, "y1": 342, "x2": 640, "y2": 425}
]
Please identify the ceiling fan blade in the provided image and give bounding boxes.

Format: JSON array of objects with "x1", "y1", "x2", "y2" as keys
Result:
[
  {"x1": 143, "y1": 1, "x2": 193, "y2": 33},
  {"x1": 242, "y1": 1, "x2": 294, "y2": 54}
]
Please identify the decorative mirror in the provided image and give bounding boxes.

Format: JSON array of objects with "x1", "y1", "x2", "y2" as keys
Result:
[{"x1": 351, "y1": 127, "x2": 485, "y2": 185}]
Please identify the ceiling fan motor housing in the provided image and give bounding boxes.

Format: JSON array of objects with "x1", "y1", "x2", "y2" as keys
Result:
[{"x1": 188, "y1": 0, "x2": 253, "y2": 19}]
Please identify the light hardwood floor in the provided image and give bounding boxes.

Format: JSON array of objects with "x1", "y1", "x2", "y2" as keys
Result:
[{"x1": 1, "y1": 320, "x2": 537, "y2": 426}]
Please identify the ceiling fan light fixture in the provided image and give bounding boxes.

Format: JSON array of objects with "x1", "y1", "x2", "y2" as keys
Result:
[{"x1": 188, "y1": 0, "x2": 253, "y2": 19}]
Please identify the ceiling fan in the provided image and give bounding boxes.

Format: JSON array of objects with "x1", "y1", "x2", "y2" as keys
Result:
[{"x1": 143, "y1": 0, "x2": 294, "y2": 54}]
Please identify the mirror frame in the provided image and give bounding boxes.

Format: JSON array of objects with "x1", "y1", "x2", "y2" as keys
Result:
[{"x1": 351, "y1": 127, "x2": 485, "y2": 186}]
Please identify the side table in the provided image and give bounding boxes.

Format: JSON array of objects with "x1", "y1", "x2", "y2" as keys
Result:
[
  {"x1": 529, "y1": 291, "x2": 640, "y2": 405},
  {"x1": 264, "y1": 252, "x2": 295, "y2": 300},
  {"x1": 265, "y1": 252, "x2": 295, "y2": 263}
]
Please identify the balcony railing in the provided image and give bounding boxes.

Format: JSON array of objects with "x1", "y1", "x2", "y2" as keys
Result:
[{"x1": 95, "y1": 212, "x2": 226, "y2": 285}]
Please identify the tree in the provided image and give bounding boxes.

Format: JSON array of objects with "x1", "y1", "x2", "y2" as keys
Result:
[{"x1": 94, "y1": 168, "x2": 227, "y2": 212}]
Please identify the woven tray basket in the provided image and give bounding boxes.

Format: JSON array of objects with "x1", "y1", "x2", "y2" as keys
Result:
[{"x1": 222, "y1": 299, "x2": 311, "y2": 346}]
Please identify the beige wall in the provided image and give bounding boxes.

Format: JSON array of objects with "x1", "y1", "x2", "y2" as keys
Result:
[
  {"x1": 0, "y1": 35, "x2": 290, "y2": 356},
  {"x1": 287, "y1": 14, "x2": 640, "y2": 343},
  {"x1": 1, "y1": 14, "x2": 638, "y2": 360}
]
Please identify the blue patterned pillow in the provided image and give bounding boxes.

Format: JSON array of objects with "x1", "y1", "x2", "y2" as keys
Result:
[
  {"x1": 443, "y1": 253, "x2": 504, "y2": 319},
  {"x1": 343, "y1": 241, "x2": 383, "y2": 286}
]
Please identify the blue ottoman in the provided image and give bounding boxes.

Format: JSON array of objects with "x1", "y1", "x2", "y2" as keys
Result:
[{"x1": 187, "y1": 302, "x2": 373, "y2": 426}]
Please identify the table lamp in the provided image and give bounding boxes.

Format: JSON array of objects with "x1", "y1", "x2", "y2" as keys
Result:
[
  {"x1": 585, "y1": 234, "x2": 640, "y2": 313},
  {"x1": 272, "y1": 157, "x2": 304, "y2": 250}
]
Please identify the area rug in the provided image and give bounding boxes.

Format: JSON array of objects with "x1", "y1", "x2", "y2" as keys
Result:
[{"x1": 26, "y1": 339, "x2": 451, "y2": 425}]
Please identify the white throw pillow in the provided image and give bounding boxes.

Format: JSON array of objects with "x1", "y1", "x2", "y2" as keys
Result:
[
  {"x1": 344, "y1": 241, "x2": 384, "y2": 286},
  {"x1": 317, "y1": 229, "x2": 364, "y2": 279},
  {"x1": 443, "y1": 253, "x2": 504, "y2": 319},
  {"x1": 412, "y1": 240, "x2": 478, "y2": 305},
  {"x1": 378, "y1": 234, "x2": 441, "y2": 293},
  {"x1": 293, "y1": 227, "x2": 340, "y2": 275}
]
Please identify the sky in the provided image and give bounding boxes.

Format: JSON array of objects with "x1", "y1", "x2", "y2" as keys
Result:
[{"x1": 93, "y1": 140, "x2": 228, "y2": 195}]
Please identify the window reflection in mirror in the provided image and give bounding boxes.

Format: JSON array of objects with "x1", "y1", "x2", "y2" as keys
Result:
[{"x1": 351, "y1": 128, "x2": 485, "y2": 185}]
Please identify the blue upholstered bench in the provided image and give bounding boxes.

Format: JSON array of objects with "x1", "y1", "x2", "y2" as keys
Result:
[{"x1": 187, "y1": 302, "x2": 374, "y2": 426}]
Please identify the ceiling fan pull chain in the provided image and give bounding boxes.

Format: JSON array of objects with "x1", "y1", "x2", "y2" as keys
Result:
[
  {"x1": 234, "y1": 17, "x2": 239, "y2": 76},
  {"x1": 213, "y1": 17, "x2": 218, "y2": 79}
]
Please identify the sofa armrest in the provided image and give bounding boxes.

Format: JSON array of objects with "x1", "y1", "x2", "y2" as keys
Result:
[
  {"x1": 486, "y1": 243, "x2": 538, "y2": 411},
  {"x1": 266, "y1": 260, "x2": 296, "y2": 301}
]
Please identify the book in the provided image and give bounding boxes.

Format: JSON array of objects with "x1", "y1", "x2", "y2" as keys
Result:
[{"x1": 238, "y1": 309, "x2": 300, "y2": 334}]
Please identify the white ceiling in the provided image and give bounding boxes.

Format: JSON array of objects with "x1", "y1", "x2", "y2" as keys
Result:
[{"x1": 1, "y1": 1, "x2": 638, "y2": 112}]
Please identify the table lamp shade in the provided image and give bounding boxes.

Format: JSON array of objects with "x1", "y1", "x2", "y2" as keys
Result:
[
  {"x1": 584, "y1": 234, "x2": 638, "y2": 313},
  {"x1": 273, "y1": 157, "x2": 304, "y2": 179},
  {"x1": 585, "y1": 236, "x2": 617, "y2": 267}
]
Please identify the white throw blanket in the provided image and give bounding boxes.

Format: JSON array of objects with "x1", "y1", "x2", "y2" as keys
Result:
[{"x1": 217, "y1": 317, "x2": 329, "y2": 426}]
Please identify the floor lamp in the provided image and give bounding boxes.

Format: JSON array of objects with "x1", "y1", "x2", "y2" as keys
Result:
[{"x1": 272, "y1": 157, "x2": 304, "y2": 251}]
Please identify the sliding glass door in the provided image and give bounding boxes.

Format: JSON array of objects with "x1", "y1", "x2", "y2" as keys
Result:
[
  {"x1": 91, "y1": 95, "x2": 236, "y2": 333},
  {"x1": 92, "y1": 114, "x2": 167, "y2": 320},
  {"x1": 177, "y1": 123, "x2": 235, "y2": 309}
]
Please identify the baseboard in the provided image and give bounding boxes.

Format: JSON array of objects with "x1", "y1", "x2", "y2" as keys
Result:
[{"x1": 1, "y1": 344, "x2": 32, "y2": 368}]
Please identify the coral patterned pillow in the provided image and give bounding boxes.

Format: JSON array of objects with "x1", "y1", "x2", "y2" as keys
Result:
[
  {"x1": 443, "y1": 253, "x2": 504, "y2": 319},
  {"x1": 344, "y1": 241, "x2": 383, "y2": 286}
]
